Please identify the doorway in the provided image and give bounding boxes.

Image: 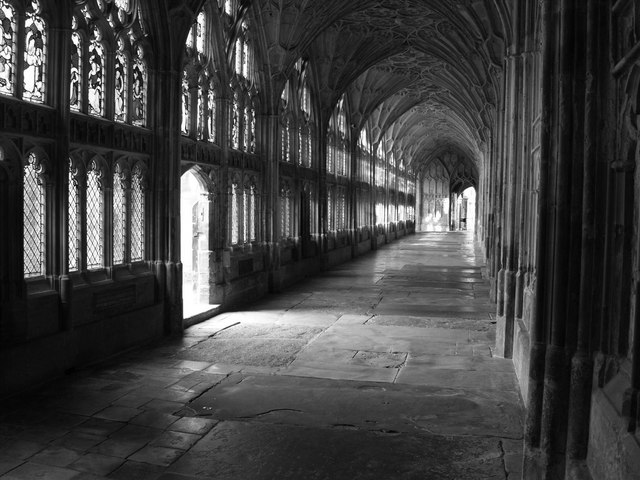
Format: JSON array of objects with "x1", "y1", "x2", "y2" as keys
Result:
[
  {"x1": 180, "y1": 169, "x2": 216, "y2": 320},
  {"x1": 453, "y1": 186, "x2": 476, "y2": 231}
]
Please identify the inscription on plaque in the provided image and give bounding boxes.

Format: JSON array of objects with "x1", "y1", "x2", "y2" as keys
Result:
[
  {"x1": 94, "y1": 286, "x2": 136, "y2": 311},
  {"x1": 238, "y1": 258, "x2": 253, "y2": 276}
]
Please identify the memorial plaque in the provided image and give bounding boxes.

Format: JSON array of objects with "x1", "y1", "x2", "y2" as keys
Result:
[{"x1": 94, "y1": 285, "x2": 136, "y2": 312}]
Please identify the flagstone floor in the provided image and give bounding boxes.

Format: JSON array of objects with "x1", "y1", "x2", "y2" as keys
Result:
[{"x1": 0, "y1": 232, "x2": 523, "y2": 480}]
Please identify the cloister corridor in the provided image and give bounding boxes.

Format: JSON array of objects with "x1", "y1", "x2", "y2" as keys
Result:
[{"x1": 0, "y1": 232, "x2": 523, "y2": 479}]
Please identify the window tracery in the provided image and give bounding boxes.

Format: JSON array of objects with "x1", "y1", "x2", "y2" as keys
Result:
[
  {"x1": 86, "y1": 160, "x2": 103, "y2": 269},
  {"x1": 181, "y1": 70, "x2": 190, "y2": 135},
  {"x1": 114, "y1": 38, "x2": 128, "y2": 122},
  {"x1": 242, "y1": 177, "x2": 257, "y2": 244},
  {"x1": 327, "y1": 186, "x2": 335, "y2": 232},
  {"x1": 280, "y1": 181, "x2": 292, "y2": 239},
  {"x1": 68, "y1": 161, "x2": 80, "y2": 272},
  {"x1": 229, "y1": 21, "x2": 256, "y2": 153},
  {"x1": 299, "y1": 79, "x2": 313, "y2": 168},
  {"x1": 70, "y1": 25, "x2": 82, "y2": 111},
  {"x1": 327, "y1": 95, "x2": 349, "y2": 177},
  {"x1": 230, "y1": 178, "x2": 240, "y2": 244},
  {"x1": 1, "y1": 0, "x2": 48, "y2": 102},
  {"x1": 72, "y1": 0, "x2": 149, "y2": 125},
  {"x1": 130, "y1": 163, "x2": 145, "y2": 261},
  {"x1": 113, "y1": 163, "x2": 127, "y2": 264},
  {"x1": 23, "y1": 152, "x2": 46, "y2": 277},
  {"x1": 23, "y1": 0, "x2": 46, "y2": 103},
  {"x1": 87, "y1": 26, "x2": 105, "y2": 116},
  {"x1": 0, "y1": 0, "x2": 16, "y2": 96},
  {"x1": 183, "y1": 8, "x2": 218, "y2": 143}
]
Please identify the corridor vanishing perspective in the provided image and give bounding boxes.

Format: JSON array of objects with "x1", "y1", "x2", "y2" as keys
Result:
[
  {"x1": 0, "y1": 233, "x2": 523, "y2": 479},
  {"x1": 3, "y1": 0, "x2": 640, "y2": 478}
]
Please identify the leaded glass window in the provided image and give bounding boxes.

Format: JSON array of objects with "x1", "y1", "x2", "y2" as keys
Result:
[
  {"x1": 185, "y1": 20, "x2": 194, "y2": 50},
  {"x1": 280, "y1": 185, "x2": 291, "y2": 239},
  {"x1": 114, "y1": 39, "x2": 128, "y2": 122},
  {"x1": 242, "y1": 40, "x2": 249, "y2": 79},
  {"x1": 0, "y1": 0, "x2": 16, "y2": 96},
  {"x1": 70, "y1": 26, "x2": 82, "y2": 111},
  {"x1": 327, "y1": 188, "x2": 334, "y2": 232},
  {"x1": 197, "y1": 84, "x2": 204, "y2": 139},
  {"x1": 224, "y1": 0, "x2": 233, "y2": 16},
  {"x1": 196, "y1": 11, "x2": 205, "y2": 53},
  {"x1": 249, "y1": 185, "x2": 256, "y2": 242},
  {"x1": 181, "y1": 70, "x2": 190, "y2": 135},
  {"x1": 337, "y1": 188, "x2": 346, "y2": 229},
  {"x1": 231, "y1": 182, "x2": 239, "y2": 244},
  {"x1": 86, "y1": 162, "x2": 103, "y2": 269},
  {"x1": 68, "y1": 161, "x2": 80, "y2": 272},
  {"x1": 72, "y1": 1, "x2": 147, "y2": 125},
  {"x1": 23, "y1": 153, "x2": 45, "y2": 277},
  {"x1": 281, "y1": 117, "x2": 290, "y2": 162},
  {"x1": 23, "y1": 0, "x2": 46, "y2": 103},
  {"x1": 207, "y1": 83, "x2": 216, "y2": 142},
  {"x1": 113, "y1": 164, "x2": 126, "y2": 265},
  {"x1": 243, "y1": 104, "x2": 251, "y2": 152},
  {"x1": 234, "y1": 38, "x2": 242, "y2": 76},
  {"x1": 130, "y1": 164, "x2": 144, "y2": 262},
  {"x1": 131, "y1": 45, "x2": 146, "y2": 126},
  {"x1": 243, "y1": 187, "x2": 249, "y2": 243},
  {"x1": 88, "y1": 27, "x2": 105, "y2": 116},
  {"x1": 231, "y1": 92, "x2": 240, "y2": 149},
  {"x1": 326, "y1": 136, "x2": 335, "y2": 173}
]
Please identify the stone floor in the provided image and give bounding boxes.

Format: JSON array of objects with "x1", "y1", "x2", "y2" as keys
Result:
[{"x1": 0, "y1": 232, "x2": 524, "y2": 479}]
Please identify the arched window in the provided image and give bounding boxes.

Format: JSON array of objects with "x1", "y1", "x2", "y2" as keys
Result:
[
  {"x1": 87, "y1": 26, "x2": 105, "y2": 116},
  {"x1": 327, "y1": 186, "x2": 335, "y2": 232},
  {"x1": 375, "y1": 142, "x2": 385, "y2": 187},
  {"x1": 70, "y1": 22, "x2": 82, "y2": 111},
  {"x1": 68, "y1": 160, "x2": 80, "y2": 272},
  {"x1": 207, "y1": 77, "x2": 217, "y2": 142},
  {"x1": 23, "y1": 0, "x2": 46, "y2": 103},
  {"x1": 0, "y1": 0, "x2": 48, "y2": 102},
  {"x1": 131, "y1": 44, "x2": 147, "y2": 125},
  {"x1": 230, "y1": 21, "x2": 257, "y2": 153},
  {"x1": 0, "y1": 0, "x2": 17, "y2": 96},
  {"x1": 280, "y1": 181, "x2": 292, "y2": 239},
  {"x1": 337, "y1": 187, "x2": 346, "y2": 230},
  {"x1": 130, "y1": 163, "x2": 145, "y2": 261},
  {"x1": 113, "y1": 163, "x2": 127, "y2": 265},
  {"x1": 327, "y1": 95, "x2": 349, "y2": 177},
  {"x1": 23, "y1": 152, "x2": 46, "y2": 277},
  {"x1": 114, "y1": 38, "x2": 129, "y2": 122},
  {"x1": 243, "y1": 177, "x2": 257, "y2": 244},
  {"x1": 72, "y1": 0, "x2": 149, "y2": 125},
  {"x1": 231, "y1": 90, "x2": 240, "y2": 149},
  {"x1": 279, "y1": 80, "x2": 293, "y2": 163},
  {"x1": 184, "y1": 8, "x2": 218, "y2": 143},
  {"x1": 230, "y1": 179, "x2": 240, "y2": 244},
  {"x1": 181, "y1": 70, "x2": 190, "y2": 135},
  {"x1": 68, "y1": 155, "x2": 146, "y2": 270},
  {"x1": 300, "y1": 79, "x2": 313, "y2": 168},
  {"x1": 86, "y1": 160, "x2": 103, "y2": 269}
]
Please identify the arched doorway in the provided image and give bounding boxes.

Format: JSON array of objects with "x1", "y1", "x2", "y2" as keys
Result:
[
  {"x1": 452, "y1": 186, "x2": 477, "y2": 231},
  {"x1": 180, "y1": 169, "x2": 216, "y2": 319}
]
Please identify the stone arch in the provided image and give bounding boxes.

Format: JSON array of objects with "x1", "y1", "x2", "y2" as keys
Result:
[
  {"x1": 418, "y1": 158, "x2": 450, "y2": 232},
  {"x1": 180, "y1": 166, "x2": 216, "y2": 319}
]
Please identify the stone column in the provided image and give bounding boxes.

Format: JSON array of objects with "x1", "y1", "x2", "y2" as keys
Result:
[
  {"x1": 495, "y1": 44, "x2": 522, "y2": 359},
  {"x1": 523, "y1": 0, "x2": 554, "y2": 473},
  {"x1": 153, "y1": 65, "x2": 182, "y2": 335},
  {"x1": 261, "y1": 113, "x2": 281, "y2": 291}
]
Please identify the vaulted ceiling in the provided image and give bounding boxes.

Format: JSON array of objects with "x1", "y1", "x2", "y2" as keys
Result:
[
  {"x1": 250, "y1": 0, "x2": 511, "y2": 171},
  {"x1": 167, "y1": 0, "x2": 512, "y2": 173}
]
